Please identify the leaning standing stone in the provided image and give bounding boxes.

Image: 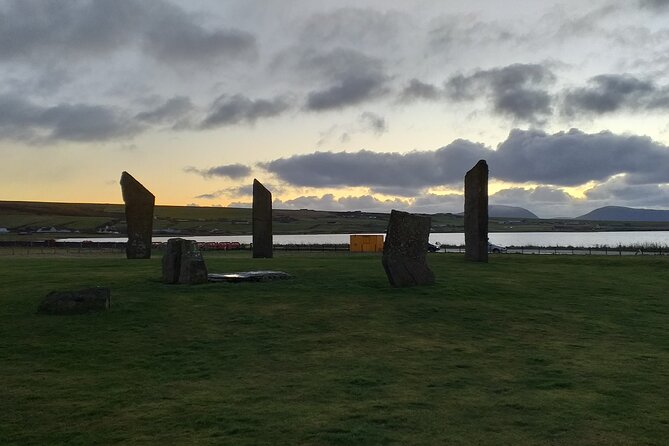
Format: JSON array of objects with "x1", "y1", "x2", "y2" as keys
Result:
[
  {"x1": 382, "y1": 210, "x2": 435, "y2": 287},
  {"x1": 252, "y1": 179, "x2": 273, "y2": 258},
  {"x1": 120, "y1": 171, "x2": 155, "y2": 259},
  {"x1": 464, "y1": 160, "x2": 488, "y2": 262},
  {"x1": 37, "y1": 287, "x2": 111, "y2": 315}
]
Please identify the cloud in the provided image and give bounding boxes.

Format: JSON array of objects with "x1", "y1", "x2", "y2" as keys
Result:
[
  {"x1": 399, "y1": 79, "x2": 442, "y2": 102},
  {"x1": 489, "y1": 186, "x2": 587, "y2": 218},
  {"x1": 274, "y1": 193, "x2": 410, "y2": 213},
  {"x1": 0, "y1": 93, "x2": 142, "y2": 142},
  {"x1": 299, "y1": 8, "x2": 410, "y2": 51},
  {"x1": 427, "y1": 15, "x2": 518, "y2": 53},
  {"x1": 141, "y1": 4, "x2": 256, "y2": 66},
  {"x1": 135, "y1": 96, "x2": 194, "y2": 128},
  {"x1": 194, "y1": 184, "x2": 254, "y2": 200},
  {"x1": 562, "y1": 74, "x2": 669, "y2": 116},
  {"x1": 306, "y1": 73, "x2": 389, "y2": 111},
  {"x1": 184, "y1": 163, "x2": 252, "y2": 179},
  {"x1": 262, "y1": 139, "x2": 489, "y2": 189},
  {"x1": 297, "y1": 48, "x2": 390, "y2": 111},
  {"x1": 493, "y1": 128, "x2": 669, "y2": 186},
  {"x1": 492, "y1": 186, "x2": 575, "y2": 205},
  {"x1": 359, "y1": 112, "x2": 387, "y2": 135},
  {"x1": 261, "y1": 128, "x2": 669, "y2": 189},
  {"x1": 272, "y1": 192, "x2": 466, "y2": 214},
  {"x1": 194, "y1": 190, "x2": 225, "y2": 200},
  {"x1": 0, "y1": 0, "x2": 257, "y2": 66},
  {"x1": 445, "y1": 63, "x2": 556, "y2": 123},
  {"x1": 584, "y1": 175, "x2": 669, "y2": 207},
  {"x1": 201, "y1": 94, "x2": 291, "y2": 128},
  {"x1": 639, "y1": 0, "x2": 669, "y2": 10}
]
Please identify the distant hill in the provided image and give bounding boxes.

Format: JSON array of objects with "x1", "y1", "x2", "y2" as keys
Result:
[
  {"x1": 489, "y1": 205, "x2": 538, "y2": 219},
  {"x1": 576, "y1": 206, "x2": 669, "y2": 222}
]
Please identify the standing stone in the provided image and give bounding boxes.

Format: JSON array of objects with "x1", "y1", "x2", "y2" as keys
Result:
[
  {"x1": 120, "y1": 171, "x2": 155, "y2": 259},
  {"x1": 37, "y1": 287, "x2": 111, "y2": 315},
  {"x1": 162, "y1": 238, "x2": 208, "y2": 284},
  {"x1": 464, "y1": 160, "x2": 488, "y2": 262},
  {"x1": 382, "y1": 210, "x2": 435, "y2": 287},
  {"x1": 252, "y1": 179, "x2": 273, "y2": 258}
]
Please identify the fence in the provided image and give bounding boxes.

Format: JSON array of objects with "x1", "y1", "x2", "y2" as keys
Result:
[{"x1": 0, "y1": 241, "x2": 666, "y2": 256}]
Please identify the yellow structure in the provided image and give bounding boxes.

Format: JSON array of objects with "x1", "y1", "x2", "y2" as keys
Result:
[{"x1": 350, "y1": 234, "x2": 384, "y2": 253}]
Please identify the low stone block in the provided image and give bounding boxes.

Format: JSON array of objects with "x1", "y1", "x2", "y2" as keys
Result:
[
  {"x1": 382, "y1": 210, "x2": 435, "y2": 287},
  {"x1": 37, "y1": 287, "x2": 111, "y2": 315},
  {"x1": 208, "y1": 271, "x2": 292, "y2": 283},
  {"x1": 162, "y1": 238, "x2": 208, "y2": 285}
]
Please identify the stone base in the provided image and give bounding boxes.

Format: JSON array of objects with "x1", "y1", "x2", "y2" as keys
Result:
[
  {"x1": 37, "y1": 287, "x2": 111, "y2": 315},
  {"x1": 208, "y1": 271, "x2": 291, "y2": 283}
]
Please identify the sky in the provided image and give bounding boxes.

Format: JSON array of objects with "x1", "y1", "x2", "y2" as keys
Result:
[{"x1": 2, "y1": 0, "x2": 669, "y2": 218}]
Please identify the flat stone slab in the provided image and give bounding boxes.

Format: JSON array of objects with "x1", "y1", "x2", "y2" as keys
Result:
[
  {"x1": 208, "y1": 271, "x2": 292, "y2": 283},
  {"x1": 37, "y1": 287, "x2": 111, "y2": 315}
]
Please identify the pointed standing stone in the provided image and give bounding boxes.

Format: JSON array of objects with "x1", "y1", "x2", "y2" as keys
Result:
[
  {"x1": 252, "y1": 179, "x2": 273, "y2": 258},
  {"x1": 120, "y1": 171, "x2": 155, "y2": 259},
  {"x1": 464, "y1": 160, "x2": 488, "y2": 262},
  {"x1": 382, "y1": 210, "x2": 435, "y2": 287}
]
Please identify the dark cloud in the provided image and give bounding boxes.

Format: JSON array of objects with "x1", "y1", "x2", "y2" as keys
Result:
[
  {"x1": 135, "y1": 96, "x2": 194, "y2": 128},
  {"x1": 194, "y1": 190, "x2": 225, "y2": 200},
  {"x1": 399, "y1": 79, "x2": 442, "y2": 102},
  {"x1": 492, "y1": 128, "x2": 669, "y2": 186},
  {"x1": 445, "y1": 64, "x2": 555, "y2": 123},
  {"x1": 563, "y1": 74, "x2": 656, "y2": 115},
  {"x1": 261, "y1": 139, "x2": 489, "y2": 189},
  {"x1": 359, "y1": 112, "x2": 387, "y2": 135},
  {"x1": 261, "y1": 128, "x2": 669, "y2": 189},
  {"x1": 201, "y1": 94, "x2": 291, "y2": 128},
  {"x1": 184, "y1": 164, "x2": 252, "y2": 179},
  {"x1": 0, "y1": 93, "x2": 141, "y2": 142},
  {"x1": 639, "y1": 0, "x2": 669, "y2": 10},
  {"x1": 0, "y1": 0, "x2": 256, "y2": 65},
  {"x1": 295, "y1": 48, "x2": 390, "y2": 111},
  {"x1": 141, "y1": 2, "x2": 257, "y2": 65},
  {"x1": 306, "y1": 74, "x2": 388, "y2": 111}
]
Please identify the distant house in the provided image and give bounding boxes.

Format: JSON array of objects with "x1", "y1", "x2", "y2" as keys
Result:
[{"x1": 36, "y1": 227, "x2": 72, "y2": 233}]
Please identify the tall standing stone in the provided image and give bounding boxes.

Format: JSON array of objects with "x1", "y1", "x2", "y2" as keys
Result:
[
  {"x1": 252, "y1": 179, "x2": 273, "y2": 258},
  {"x1": 382, "y1": 210, "x2": 435, "y2": 287},
  {"x1": 120, "y1": 171, "x2": 155, "y2": 259},
  {"x1": 464, "y1": 160, "x2": 488, "y2": 262}
]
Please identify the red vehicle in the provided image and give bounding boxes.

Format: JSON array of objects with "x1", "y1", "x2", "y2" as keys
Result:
[{"x1": 198, "y1": 241, "x2": 242, "y2": 251}]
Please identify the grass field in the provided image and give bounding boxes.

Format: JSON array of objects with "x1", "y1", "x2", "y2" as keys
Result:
[{"x1": 1, "y1": 253, "x2": 668, "y2": 445}]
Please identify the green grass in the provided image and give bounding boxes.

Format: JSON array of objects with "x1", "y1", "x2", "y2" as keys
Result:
[{"x1": 1, "y1": 253, "x2": 668, "y2": 445}]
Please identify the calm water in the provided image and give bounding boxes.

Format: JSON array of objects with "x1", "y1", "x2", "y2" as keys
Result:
[{"x1": 58, "y1": 231, "x2": 669, "y2": 248}]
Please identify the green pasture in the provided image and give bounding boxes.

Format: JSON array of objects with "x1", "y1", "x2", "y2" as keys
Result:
[{"x1": 1, "y1": 253, "x2": 668, "y2": 445}]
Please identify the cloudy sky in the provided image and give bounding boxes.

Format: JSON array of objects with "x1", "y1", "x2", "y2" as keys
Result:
[{"x1": 2, "y1": 0, "x2": 669, "y2": 217}]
